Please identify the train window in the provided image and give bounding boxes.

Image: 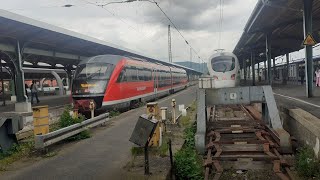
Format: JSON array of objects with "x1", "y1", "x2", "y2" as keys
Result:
[
  {"x1": 125, "y1": 68, "x2": 134, "y2": 82},
  {"x1": 211, "y1": 56, "x2": 235, "y2": 72},
  {"x1": 138, "y1": 69, "x2": 144, "y2": 81},
  {"x1": 75, "y1": 63, "x2": 113, "y2": 80},
  {"x1": 117, "y1": 69, "x2": 126, "y2": 82},
  {"x1": 132, "y1": 69, "x2": 138, "y2": 81}
]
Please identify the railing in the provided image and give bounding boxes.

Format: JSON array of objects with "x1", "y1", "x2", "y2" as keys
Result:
[{"x1": 34, "y1": 113, "x2": 109, "y2": 149}]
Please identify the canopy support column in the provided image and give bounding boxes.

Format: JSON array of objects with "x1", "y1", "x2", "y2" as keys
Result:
[
  {"x1": 283, "y1": 53, "x2": 290, "y2": 85},
  {"x1": 266, "y1": 33, "x2": 272, "y2": 85},
  {"x1": 251, "y1": 51, "x2": 255, "y2": 86},
  {"x1": 273, "y1": 57, "x2": 276, "y2": 83},
  {"x1": 257, "y1": 62, "x2": 260, "y2": 82},
  {"x1": 243, "y1": 60, "x2": 247, "y2": 82},
  {"x1": 264, "y1": 59, "x2": 267, "y2": 81},
  {"x1": 14, "y1": 40, "x2": 31, "y2": 112},
  {"x1": 51, "y1": 71, "x2": 64, "y2": 96},
  {"x1": 303, "y1": 0, "x2": 314, "y2": 97}
]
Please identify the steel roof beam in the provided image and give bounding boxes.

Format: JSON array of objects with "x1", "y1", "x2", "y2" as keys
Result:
[{"x1": 249, "y1": 18, "x2": 320, "y2": 34}]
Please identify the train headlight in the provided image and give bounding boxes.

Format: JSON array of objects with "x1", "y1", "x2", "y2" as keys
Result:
[
  {"x1": 213, "y1": 76, "x2": 219, "y2": 80},
  {"x1": 231, "y1": 74, "x2": 236, "y2": 80}
]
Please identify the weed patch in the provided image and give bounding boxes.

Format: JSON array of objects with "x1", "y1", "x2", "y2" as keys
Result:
[
  {"x1": 131, "y1": 147, "x2": 144, "y2": 157},
  {"x1": 174, "y1": 122, "x2": 203, "y2": 180},
  {"x1": 59, "y1": 106, "x2": 91, "y2": 140},
  {"x1": 109, "y1": 110, "x2": 121, "y2": 118},
  {"x1": 0, "y1": 141, "x2": 34, "y2": 171},
  {"x1": 296, "y1": 146, "x2": 320, "y2": 178}
]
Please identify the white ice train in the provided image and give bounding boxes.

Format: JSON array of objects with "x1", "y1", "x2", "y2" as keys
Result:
[{"x1": 207, "y1": 51, "x2": 240, "y2": 88}]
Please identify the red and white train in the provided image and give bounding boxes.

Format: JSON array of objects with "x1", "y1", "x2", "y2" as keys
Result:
[{"x1": 72, "y1": 55, "x2": 188, "y2": 111}]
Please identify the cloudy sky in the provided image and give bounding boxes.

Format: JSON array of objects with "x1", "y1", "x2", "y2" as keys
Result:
[{"x1": 2, "y1": 0, "x2": 258, "y2": 63}]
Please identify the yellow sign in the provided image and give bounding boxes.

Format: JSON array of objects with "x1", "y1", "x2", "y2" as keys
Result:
[
  {"x1": 80, "y1": 84, "x2": 96, "y2": 88},
  {"x1": 303, "y1": 34, "x2": 317, "y2": 46}
]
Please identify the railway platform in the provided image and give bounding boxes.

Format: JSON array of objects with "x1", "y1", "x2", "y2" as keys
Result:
[
  {"x1": 272, "y1": 83, "x2": 320, "y2": 118},
  {"x1": 0, "y1": 86, "x2": 197, "y2": 180},
  {"x1": 0, "y1": 95, "x2": 70, "y2": 114},
  {"x1": 242, "y1": 80, "x2": 320, "y2": 118}
]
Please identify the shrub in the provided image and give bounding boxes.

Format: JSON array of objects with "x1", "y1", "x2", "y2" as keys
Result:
[
  {"x1": 174, "y1": 123, "x2": 203, "y2": 180},
  {"x1": 183, "y1": 123, "x2": 196, "y2": 149},
  {"x1": 296, "y1": 146, "x2": 320, "y2": 178},
  {"x1": 59, "y1": 106, "x2": 90, "y2": 140},
  {"x1": 174, "y1": 148, "x2": 203, "y2": 180}
]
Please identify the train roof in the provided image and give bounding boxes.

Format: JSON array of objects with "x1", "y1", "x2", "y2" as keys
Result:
[
  {"x1": 78, "y1": 55, "x2": 123, "y2": 65},
  {"x1": 78, "y1": 55, "x2": 186, "y2": 73}
]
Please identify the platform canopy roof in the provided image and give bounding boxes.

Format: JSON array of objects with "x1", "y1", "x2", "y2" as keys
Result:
[
  {"x1": 0, "y1": 9, "x2": 201, "y2": 74},
  {"x1": 233, "y1": 0, "x2": 320, "y2": 67}
]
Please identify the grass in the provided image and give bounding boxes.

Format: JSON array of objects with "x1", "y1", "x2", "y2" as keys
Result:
[
  {"x1": 49, "y1": 123, "x2": 60, "y2": 132},
  {"x1": 109, "y1": 110, "x2": 121, "y2": 118},
  {"x1": 179, "y1": 116, "x2": 191, "y2": 127},
  {"x1": 173, "y1": 101, "x2": 204, "y2": 180},
  {"x1": 178, "y1": 101, "x2": 196, "y2": 127},
  {"x1": 0, "y1": 141, "x2": 34, "y2": 171},
  {"x1": 174, "y1": 123, "x2": 203, "y2": 180},
  {"x1": 296, "y1": 146, "x2": 320, "y2": 178},
  {"x1": 43, "y1": 151, "x2": 58, "y2": 158},
  {"x1": 131, "y1": 147, "x2": 144, "y2": 157}
]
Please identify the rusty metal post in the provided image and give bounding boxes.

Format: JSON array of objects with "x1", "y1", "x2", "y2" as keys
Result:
[
  {"x1": 171, "y1": 99, "x2": 176, "y2": 123},
  {"x1": 144, "y1": 144, "x2": 150, "y2": 175}
]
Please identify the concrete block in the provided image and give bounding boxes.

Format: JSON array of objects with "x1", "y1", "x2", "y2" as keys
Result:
[
  {"x1": 11, "y1": 95, "x2": 16, "y2": 102},
  {"x1": 15, "y1": 102, "x2": 32, "y2": 113},
  {"x1": 282, "y1": 108, "x2": 320, "y2": 158},
  {"x1": 275, "y1": 128, "x2": 292, "y2": 153}
]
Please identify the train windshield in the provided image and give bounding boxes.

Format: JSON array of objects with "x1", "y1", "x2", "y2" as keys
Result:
[
  {"x1": 75, "y1": 63, "x2": 113, "y2": 80},
  {"x1": 211, "y1": 56, "x2": 235, "y2": 73}
]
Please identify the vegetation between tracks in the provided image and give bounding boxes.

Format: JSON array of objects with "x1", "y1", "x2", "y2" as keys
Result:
[
  {"x1": 174, "y1": 123, "x2": 203, "y2": 180},
  {"x1": 174, "y1": 101, "x2": 204, "y2": 180}
]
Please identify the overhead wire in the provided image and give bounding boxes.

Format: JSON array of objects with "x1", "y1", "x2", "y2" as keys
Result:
[
  {"x1": 152, "y1": 0, "x2": 203, "y2": 62},
  {"x1": 79, "y1": 0, "x2": 203, "y2": 65},
  {"x1": 78, "y1": 0, "x2": 152, "y2": 40}
]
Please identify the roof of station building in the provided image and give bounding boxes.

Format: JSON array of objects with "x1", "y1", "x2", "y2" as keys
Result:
[
  {"x1": 0, "y1": 9, "x2": 201, "y2": 74},
  {"x1": 233, "y1": 0, "x2": 320, "y2": 67}
]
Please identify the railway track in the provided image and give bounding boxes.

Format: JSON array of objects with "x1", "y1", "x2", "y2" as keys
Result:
[{"x1": 203, "y1": 105, "x2": 294, "y2": 180}]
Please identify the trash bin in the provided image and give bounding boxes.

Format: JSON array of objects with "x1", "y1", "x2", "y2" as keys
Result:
[{"x1": 32, "y1": 105, "x2": 49, "y2": 136}]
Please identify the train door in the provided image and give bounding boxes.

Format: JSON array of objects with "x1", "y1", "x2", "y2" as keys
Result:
[
  {"x1": 170, "y1": 68, "x2": 173, "y2": 94},
  {"x1": 153, "y1": 69, "x2": 159, "y2": 99}
]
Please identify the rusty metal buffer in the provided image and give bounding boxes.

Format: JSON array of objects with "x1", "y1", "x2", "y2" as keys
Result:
[{"x1": 195, "y1": 85, "x2": 292, "y2": 154}]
